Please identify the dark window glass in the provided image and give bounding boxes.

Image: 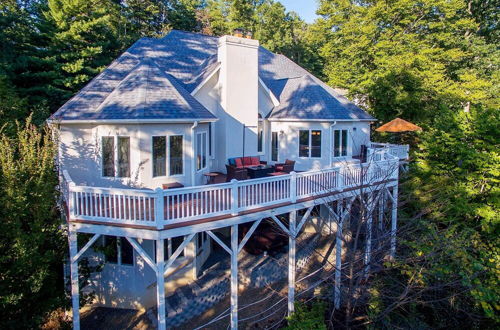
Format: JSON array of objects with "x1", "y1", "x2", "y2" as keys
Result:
[
  {"x1": 311, "y1": 130, "x2": 322, "y2": 157},
  {"x1": 334, "y1": 130, "x2": 340, "y2": 157},
  {"x1": 257, "y1": 121, "x2": 263, "y2": 153},
  {"x1": 118, "y1": 137, "x2": 130, "y2": 177},
  {"x1": 299, "y1": 130, "x2": 309, "y2": 157},
  {"x1": 202, "y1": 133, "x2": 207, "y2": 168},
  {"x1": 153, "y1": 136, "x2": 166, "y2": 177},
  {"x1": 104, "y1": 236, "x2": 117, "y2": 263},
  {"x1": 341, "y1": 130, "x2": 348, "y2": 156},
  {"x1": 120, "y1": 237, "x2": 133, "y2": 265},
  {"x1": 271, "y1": 132, "x2": 278, "y2": 161},
  {"x1": 102, "y1": 137, "x2": 115, "y2": 177},
  {"x1": 208, "y1": 123, "x2": 212, "y2": 156},
  {"x1": 169, "y1": 135, "x2": 183, "y2": 175}
]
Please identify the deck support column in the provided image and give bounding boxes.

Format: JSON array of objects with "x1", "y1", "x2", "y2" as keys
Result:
[
  {"x1": 288, "y1": 210, "x2": 297, "y2": 316},
  {"x1": 378, "y1": 190, "x2": 384, "y2": 232},
  {"x1": 156, "y1": 238, "x2": 166, "y2": 330},
  {"x1": 68, "y1": 228, "x2": 80, "y2": 330},
  {"x1": 390, "y1": 185, "x2": 398, "y2": 257},
  {"x1": 334, "y1": 199, "x2": 352, "y2": 309},
  {"x1": 364, "y1": 192, "x2": 373, "y2": 276},
  {"x1": 230, "y1": 224, "x2": 238, "y2": 329}
]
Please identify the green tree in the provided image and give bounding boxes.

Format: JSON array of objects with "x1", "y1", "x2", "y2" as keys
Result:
[
  {"x1": 315, "y1": 0, "x2": 496, "y2": 123},
  {"x1": 46, "y1": 0, "x2": 125, "y2": 92},
  {"x1": 0, "y1": 118, "x2": 65, "y2": 329}
]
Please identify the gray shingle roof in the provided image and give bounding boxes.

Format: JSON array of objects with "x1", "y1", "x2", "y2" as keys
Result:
[{"x1": 52, "y1": 30, "x2": 373, "y2": 122}]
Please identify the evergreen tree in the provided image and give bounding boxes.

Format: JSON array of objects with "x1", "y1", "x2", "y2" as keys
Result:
[{"x1": 46, "y1": 0, "x2": 126, "y2": 92}]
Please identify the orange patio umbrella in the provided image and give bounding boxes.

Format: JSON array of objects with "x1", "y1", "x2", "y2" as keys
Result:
[{"x1": 376, "y1": 118, "x2": 422, "y2": 133}]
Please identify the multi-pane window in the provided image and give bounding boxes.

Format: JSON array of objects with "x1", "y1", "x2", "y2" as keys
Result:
[
  {"x1": 152, "y1": 135, "x2": 183, "y2": 177},
  {"x1": 153, "y1": 136, "x2": 167, "y2": 177},
  {"x1": 118, "y1": 137, "x2": 130, "y2": 177},
  {"x1": 333, "y1": 129, "x2": 348, "y2": 157},
  {"x1": 196, "y1": 132, "x2": 207, "y2": 171},
  {"x1": 104, "y1": 236, "x2": 133, "y2": 266},
  {"x1": 271, "y1": 131, "x2": 278, "y2": 161},
  {"x1": 102, "y1": 137, "x2": 115, "y2": 177},
  {"x1": 299, "y1": 130, "x2": 322, "y2": 158},
  {"x1": 169, "y1": 136, "x2": 183, "y2": 175},
  {"x1": 257, "y1": 120, "x2": 263, "y2": 153},
  {"x1": 102, "y1": 136, "x2": 130, "y2": 177}
]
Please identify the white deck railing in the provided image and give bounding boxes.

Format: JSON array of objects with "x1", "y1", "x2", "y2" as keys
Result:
[
  {"x1": 61, "y1": 150, "x2": 399, "y2": 228},
  {"x1": 369, "y1": 142, "x2": 409, "y2": 160}
]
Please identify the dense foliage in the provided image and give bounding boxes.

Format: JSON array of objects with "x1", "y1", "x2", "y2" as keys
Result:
[
  {"x1": 0, "y1": 118, "x2": 64, "y2": 328},
  {"x1": 0, "y1": 0, "x2": 498, "y2": 328}
]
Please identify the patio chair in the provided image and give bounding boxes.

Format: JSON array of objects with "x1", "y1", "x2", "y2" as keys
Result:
[
  {"x1": 274, "y1": 159, "x2": 295, "y2": 173},
  {"x1": 226, "y1": 164, "x2": 248, "y2": 181}
]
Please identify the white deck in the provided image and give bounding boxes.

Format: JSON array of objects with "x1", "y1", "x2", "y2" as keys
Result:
[{"x1": 61, "y1": 145, "x2": 405, "y2": 229}]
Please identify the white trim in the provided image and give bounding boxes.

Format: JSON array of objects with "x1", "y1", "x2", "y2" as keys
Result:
[
  {"x1": 268, "y1": 118, "x2": 375, "y2": 122},
  {"x1": 258, "y1": 77, "x2": 280, "y2": 106},
  {"x1": 195, "y1": 131, "x2": 209, "y2": 172},
  {"x1": 48, "y1": 118, "x2": 218, "y2": 124},
  {"x1": 190, "y1": 63, "x2": 221, "y2": 96}
]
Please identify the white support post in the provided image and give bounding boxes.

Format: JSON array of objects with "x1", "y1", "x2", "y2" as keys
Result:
[
  {"x1": 155, "y1": 188, "x2": 164, "y2": 229},
  {"x1": 288, "y1": 210, "x2": 297, "y2": 316},
  {"x1": 378, "y1": 190, "x2": 384, "y2": 232},
  {"x1": 230, "y1": 225, "x2": 238, "y2": 329},
  {"x1": 290, "y1": 171, "x2": 297, "y2": 203},
  {"x1": 68, "y1": 228, "x2": 80, "y2": 330},
  {"x1": 334, "y1": 199, "x2": 352, "y2": 309},
  {"x1": 390, "y1": 185, "x2": 398, "y2": 257},
  {"x1": 156, "y1": 239, "x2": 166, "y2": 330},
  {"x1": 364, "y1": 192, "x2": 373, "y2": 277},
  {"x1": 231, "y1": 179, "x2": 238, "y2": 216}
]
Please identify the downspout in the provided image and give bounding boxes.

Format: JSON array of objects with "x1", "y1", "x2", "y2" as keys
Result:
[{"x1": 191, "y1": 121, "x2": 199, "y2": 186}]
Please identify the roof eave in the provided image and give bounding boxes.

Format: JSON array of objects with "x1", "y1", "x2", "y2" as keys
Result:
[
  {"x1": 267, "y1": 117, "x2": 376, "y2": 122},
  {"x1": 47, "y1": 118, "x2": 219, "y2": 125}
]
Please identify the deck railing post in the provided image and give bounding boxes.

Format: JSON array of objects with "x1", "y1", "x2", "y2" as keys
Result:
[
  {"x1": 231, "y1": 179, "x2": 238, "y2": 216},
  {"x1": 290, "y1": 171, "x2": 297, "y2": 203},
  {"x1": 155, "y1": 188, "x2": 164, "y2": 229}
]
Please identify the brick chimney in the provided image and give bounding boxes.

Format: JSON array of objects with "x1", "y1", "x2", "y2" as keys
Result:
[{"x1": 217, "y1": 35, "x2": 259, "y2": 159}]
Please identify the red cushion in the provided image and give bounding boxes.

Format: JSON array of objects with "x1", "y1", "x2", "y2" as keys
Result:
[
  {"x1": 235, "y1": 158, "x2": 243, "y2": 168},
  {"x1": 243, "y1": 157, "x2": 252, "y2": 166},
  {"x1": 251, "y1": 156, "x2": 260, "y2": 165},
  {"x1": 276, "y1": 165, "x2": 283, "y2": 171}
]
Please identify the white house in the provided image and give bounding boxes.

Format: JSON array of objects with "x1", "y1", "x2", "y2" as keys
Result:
[{"x1": 51, "y1": 30, "x2": 408, "y2": 330}]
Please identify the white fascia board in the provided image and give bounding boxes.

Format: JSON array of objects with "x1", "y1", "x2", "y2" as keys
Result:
[
  {"x1": 258, "y1": 77, "x2": 280, "y2": 107},
  {"x1": 47, "y1": 118, "x2": 219, "y2": 125},
  {"x1": 190, "y1": 63, "x2": 221, "y2": 96},
  {"x1": 267, "y1": 118, "x2": 376, "y2": 122}
]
